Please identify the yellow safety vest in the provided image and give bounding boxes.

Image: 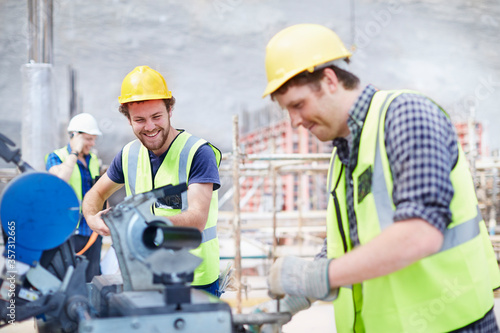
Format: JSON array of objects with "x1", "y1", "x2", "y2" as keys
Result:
[
  {"x1": 327, "y1": 90, "x2": 500, "y2": 332},
  {"x1": 122, "y1": 131, "x2": 221, "y2": 286},
  {"x1": 46, "y1": 147, "x2": 100, "y2": 228}
]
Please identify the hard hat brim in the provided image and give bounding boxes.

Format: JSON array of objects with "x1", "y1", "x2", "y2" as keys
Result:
[{"x1": 118, "y1": 92, "x2": 173, "y2": 104}]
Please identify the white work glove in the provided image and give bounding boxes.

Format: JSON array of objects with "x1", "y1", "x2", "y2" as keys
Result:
[
  {"x1": 268, "y1": 256, "x2": 337, "y2": 300},
  {"x1": 255, "y1": 295, "x2": 311, "y2": 316},
  {"x1": 249, "y1": 295, "x2": 311, "y2": 333}
]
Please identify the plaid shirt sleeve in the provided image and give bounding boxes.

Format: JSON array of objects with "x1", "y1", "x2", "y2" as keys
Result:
[
  {"x1": 45, "y1": 152, "x2": 63, "y2": 171},
  {"x1": 384, "y1": 93, "x2": 459, "y2": 233},
  {"x1": 314, "y1": 238, "x2": 328, "y2": 260}
]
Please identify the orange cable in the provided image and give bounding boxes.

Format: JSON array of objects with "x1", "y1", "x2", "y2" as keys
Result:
[{"x1": 76, "y1": 231, "x2": 98, "y2": 256}]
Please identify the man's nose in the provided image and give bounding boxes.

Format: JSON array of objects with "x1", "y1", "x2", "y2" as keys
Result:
[
  {"x1": 144, "y1": 118, "x2": 156, "y2": 131},
  {"x1": 289, "y1": 111, "x2": 302, "y2": 129}
]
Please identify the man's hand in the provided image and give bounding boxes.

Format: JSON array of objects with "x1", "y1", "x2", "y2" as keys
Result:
[
  {"x1": 86, "y1": 208, "x2": 111, "y2": 236},
  {"x1": 268, "y1": 256, "x2": 336, "y2": 300},
  {"x1": 249, "y1": 295, "x2": 311, "y2": 333},
  {"x1": 70, "y1": 132, "x2": 84, "y2": 154},
  {"x1": 255, "y1": 295, "x2": 311, "y2": 316}
]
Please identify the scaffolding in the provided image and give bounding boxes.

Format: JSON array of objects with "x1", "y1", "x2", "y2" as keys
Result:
[
  {"x1": 219, "y1": 114, "x2": 500, "y2": 312},
  {"x1": 218, "y1": 115, "x2": 331, "y2": 312}
]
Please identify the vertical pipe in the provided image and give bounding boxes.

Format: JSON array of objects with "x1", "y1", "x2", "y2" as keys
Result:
[
  {"x1": 297, "y1": 171, "x2": 304, "y2": 246},
  {"x1": 271, "y1": 133, "x2": 278, "y2": 261},
  {"x1": 21, "y1": 63, "x2": 57, "y2": 171},
  {"x1": 69, "y1": 67, "x2": 78, "y2": 118},
  {"x1": 28, "y1": 0, "x2": 36, "y2": 62},
  {"x1": 232, "y1": 115, "x2": 242, "y2": 314},
  {"x1": 468, "y1": 106, "x2": 477, "y2": 184},
  {"x1": 297, "y1": 128, "x2": 306, "y2": 247},
  {"x1": 23, "y1": 0, "x2": 56, "y2": 170},
  {"x1": 490, "y1": 168, "x2": 498, "y2": 235},
  {"x1": 28, "y1": 0, "x2": 53, "y2": 63},
  {"x1": 271, "y1": 166, "x2": 278, "y2": 260},
  {"x1": 41, "y1": 0, "x2": 53, "y2": 64}
]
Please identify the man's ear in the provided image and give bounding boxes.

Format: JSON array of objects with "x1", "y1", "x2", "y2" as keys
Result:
[{"x1": 322, "y1": 68, "x2": 339, "y2": 93}]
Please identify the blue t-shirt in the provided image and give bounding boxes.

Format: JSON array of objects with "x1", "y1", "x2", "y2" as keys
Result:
[{"x1": 107, "y1": 140, "x2": 220, "y2": 191}]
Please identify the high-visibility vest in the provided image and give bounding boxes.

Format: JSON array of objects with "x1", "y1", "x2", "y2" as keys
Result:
[
  {"x1": 46, "y1": 147, "x2": 100, "y2": 228},
  {"x1": 326, "y1": 90, "x2": 500, "y2": 332},
  {"x1": 122, "y1": 131, "x2": 221, "y2": 286}
]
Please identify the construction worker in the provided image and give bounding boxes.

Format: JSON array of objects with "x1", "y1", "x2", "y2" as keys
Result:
[
  {"x1": 258, "y1": 24, "x2": 500, "y2": 332},
  {"x1": 82, "y1": 66, "x2": 222, "y2": 297},
  {"x1": 45, "y1": 112, "x2": 103, "y2": 283}
]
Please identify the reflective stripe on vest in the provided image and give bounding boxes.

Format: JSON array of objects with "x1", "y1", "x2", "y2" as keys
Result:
[{"x1": 126, "y1": 140, "x2": 141, "y2": 195}]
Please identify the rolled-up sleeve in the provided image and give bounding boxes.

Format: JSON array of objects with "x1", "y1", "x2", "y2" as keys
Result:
[{"x1": 384, "y1": 94, "x2": 459, "y2": 234}]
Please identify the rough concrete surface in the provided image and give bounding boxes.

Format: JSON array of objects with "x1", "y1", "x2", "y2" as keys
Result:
[{"x1": 1, "y1": 0, "x2": 500, "y2": 170}]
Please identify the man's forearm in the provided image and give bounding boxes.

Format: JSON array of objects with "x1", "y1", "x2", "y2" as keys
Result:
[
  {"x1": 166, "y1": 183, "x2": 212, "y2": 231},
  {"x1": 48, "y1": 154, "x2": 79, "y2": 182},
  {"x1": 167, "y1": 211, "x2": 207, "y2": 232},
  {"x1": 267, "y1": 218, "x2": 444, "y2": 300},
  {"x1": 82, "y1": 189, "x2": 106, "y2": 219},
  {"x1": 82, "y1": 191, "x2": 111, "y2": 236},
  {"x1": 328, "y1": 218, "x2": 443, "y2": 288}
]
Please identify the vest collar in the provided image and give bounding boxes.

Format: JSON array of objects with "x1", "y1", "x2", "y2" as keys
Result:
[{"x1": 332, "y1": 85, "x2": 378, "y2": 166}]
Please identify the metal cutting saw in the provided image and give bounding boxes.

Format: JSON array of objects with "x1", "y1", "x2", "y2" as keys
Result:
[{"x1": 0, "y1": 133, "x2": 290, "y2": 332}]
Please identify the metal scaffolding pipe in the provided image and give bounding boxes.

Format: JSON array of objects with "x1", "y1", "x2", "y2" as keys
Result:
[
  {"x1": 490, "y1": 168, "x2": 498, "y2": 235},
  {"x1": 244, "y1": 153, "x2": 330, "y2": 161},
  {"x1": 232, "y1": 115, "x2": 242, "y2": 314},
  {"x1": 28, "y1": 0, "x2": 53, "y2": 63}
]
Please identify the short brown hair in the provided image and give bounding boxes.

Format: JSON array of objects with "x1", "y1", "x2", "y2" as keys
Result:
[
  {"x1": 271, "y1": 62, "x2": 360, "y2": 99},
  {"x1": 119, "y1": 97, "x2": 176, "y2": 119}
]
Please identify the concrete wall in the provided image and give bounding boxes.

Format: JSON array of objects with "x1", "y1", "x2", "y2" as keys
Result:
[{"x1": 0, "y1": 0, "x2": 499, "y2": 169}]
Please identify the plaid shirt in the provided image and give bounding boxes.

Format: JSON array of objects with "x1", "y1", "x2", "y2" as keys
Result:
[
  {"x1": 333, "y1": 84, "x2": 457, "y2": 243},
  {"x1": 45, "y1": 144, "x2": 94, "y2": 237},
  {"x1": 331, "y1": 85, "x2": 497, "y2": 332}
]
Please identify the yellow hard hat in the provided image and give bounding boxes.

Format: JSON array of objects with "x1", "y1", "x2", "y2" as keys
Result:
[
  {"x1": 263, "y1": 24, "x2": 352, "y2": 97},
  {"x1": 118, "y1": 66, "x2": 172, "y2": 104}
]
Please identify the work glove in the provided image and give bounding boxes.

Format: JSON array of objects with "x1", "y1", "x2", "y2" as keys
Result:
[
  {"x1": 248, "y1": 295, "x2": 311, "y2": 333},
  {"x1": 268, "y1": 256, "x2": 337, "y2": 301}
]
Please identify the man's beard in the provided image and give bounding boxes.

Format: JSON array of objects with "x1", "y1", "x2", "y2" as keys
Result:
[{"x1": 138, "y1": 127, "x2": 168, "y2": 152}]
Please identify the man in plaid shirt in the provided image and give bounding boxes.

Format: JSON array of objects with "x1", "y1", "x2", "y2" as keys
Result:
[{"x1": 256, "y1": 24, "x2": 500, "y2": 332}]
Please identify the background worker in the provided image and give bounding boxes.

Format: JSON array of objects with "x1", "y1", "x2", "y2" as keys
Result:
[
  {"x1": 258, "y1": 24, "x2": 500, "y2": 332},
  {"x1": 82, "y1": 66, "x2": 222, "y2": 297},
  {"x1": 45, "y1": 112, "x2": 103, "y2": 283}
]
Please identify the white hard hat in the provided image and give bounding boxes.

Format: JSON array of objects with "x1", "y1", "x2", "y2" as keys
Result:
[{"x1": 67, "y1": 113, "x2": 102, "y2": 136}]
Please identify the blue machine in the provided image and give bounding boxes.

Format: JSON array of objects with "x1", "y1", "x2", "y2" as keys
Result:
[{"x1": 0, "y1": 171, "x2": 79, "y2": 265}]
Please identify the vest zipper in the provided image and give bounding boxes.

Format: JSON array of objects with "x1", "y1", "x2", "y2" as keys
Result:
[
  {"x1": 331, "y1": 163, "x2": 347, "y2": 254},
  {"x1": 332, "y1": 163, "x2": 361, "y2": 331}
]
